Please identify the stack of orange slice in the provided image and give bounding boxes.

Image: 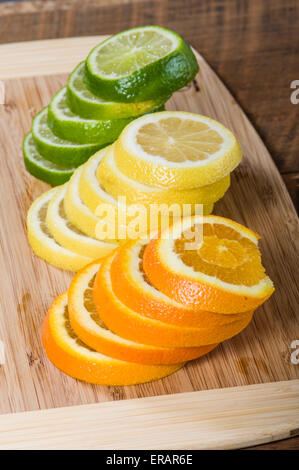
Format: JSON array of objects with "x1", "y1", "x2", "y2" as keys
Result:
[{"x1": 43, "y1": 215, "x2": 274, "y2": 386}]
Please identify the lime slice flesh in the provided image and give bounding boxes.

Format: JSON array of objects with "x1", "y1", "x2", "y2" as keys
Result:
[
  {"x1": 86, "y1": 26, "x2": 199, "y2": 102},
  {"x1": 48, "y1": 87, "x2": 136, "y2": 145},
  {"x1": 67, "y1": 62, "x2": 169, "y2": 120},
  {"x1": 32, "y1": 107, "x2": 106, "y2": 167},
  {"x1": 23, "y1": 132, "x2": 75, "y2": 186}
]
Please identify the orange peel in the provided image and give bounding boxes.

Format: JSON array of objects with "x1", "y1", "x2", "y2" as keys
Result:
[
  {"x1": 111, "y1": 238, "x2": 251, "y2": 327},
  {"x1": 68, "y1": 259, "x2": 217, "y2": 364},
  {"x1": 143, "y1": 215, "x2": 274, "y2": 313},
  {"x1": 93, "y1": 252, "x2": 254, "y2": 348}
]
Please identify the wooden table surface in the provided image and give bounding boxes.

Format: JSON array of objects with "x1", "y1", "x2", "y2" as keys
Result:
[{"x1": 0, "y1": 0, "x2": 298, "y2": 450}]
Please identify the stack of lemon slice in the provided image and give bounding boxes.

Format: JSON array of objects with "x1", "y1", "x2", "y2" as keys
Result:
[{"x1": 27, "y1": 111, "x2": 242, "y2": 271}]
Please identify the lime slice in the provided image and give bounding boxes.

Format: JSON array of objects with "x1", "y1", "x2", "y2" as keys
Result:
[
  {"x1": 32, "y1": 107, "x2": 105, "y2": 168},
  {"x1": 86, "y1": 26, "x2": 198, "y2": 102},
  {"x1": 67, "y1": 62, "x2": 169, "y2": 120},
  {"x1": 48, "y1": 87, "x2": 136, "y2": 145},
  {"x1": 23, "y1": 132, "x2": 75, "y2": 186}
]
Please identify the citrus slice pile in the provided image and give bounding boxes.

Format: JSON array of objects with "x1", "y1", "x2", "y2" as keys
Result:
[
  {"x1": 26, "y1": 184, "x2": 116, "y2": 271},
  {"x1": 26, "y1": 107, "x2": 242, "y2": 269},
  {"x1": 68, "y1": 62, "x2": 167, "y2": 120},
  {"x1": 91, "y1": 215, "x2": 273, "y2": 348},
  {"x1": 24, "y1": 26, "x2": 199, "y2": 185},
  {"x1": 46, "y1": 185, "x2": 117, "y2": 258},
  {"x1": 42, "y1": 215, "x2": 273, "y2": 385},
  {"x1": 68, "y1": 259, "x2": 215, "y2": 364},
  {"x1": 110, "y1": 238, "x2": 251, "y2": 328},
  {"x1": 93, "y1": 252, "x2": 253, "y2": 347},
  {"x1": 97, "y1": 143, "x2": 230, "y2": 206},
  {"x1": 27, "y1": 188, "x2": 94, "y2": 271}
]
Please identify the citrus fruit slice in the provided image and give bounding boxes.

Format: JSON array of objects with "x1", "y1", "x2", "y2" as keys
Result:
[
  {"x1": 23, "y1": 132, "x2": 75, "y2": 186},
  {"x1": 111, "y1": 238, "x2": 252, "y2": 328},
  {"x1": 32, "y1": 107, "x2": 104, "y2": 167},
  {"x1": 48, "y1": 87, "x2": 137, "y2": 145},
  {"x1": 46, "y1": 185, "x2": 117, "y2": 258},
  {"x1": 86, "y1": 26, "x2": 198, "y2": 102},
  {"x1": 64, "y1": 166, "x2": 103, "y2": 239},
  {"x1": 43, "y1": 291, "x2": 182, "y2": 385},
  {"x1": 81, "y1": 146, "x2": 213, "y2": 219},
  {"x1": 93, "y1": 252, "x2": 254, "y2": 347},
  {"x1": 27, "y1": 188, "x2": 93, "y2": 271},
  {"x1": 143, "y1": 215, "x2": 275, "y2": 314},
  {"x1": 67, "y1": 61, "x2": 169, "y2": 120},
  {"x1": 114, "y1": 111, "x2": 242, "y2": 189},
  {"x1": 68, "y1": 259, "x2": 216, "y2": 364},
  {"x1": 79, "y1": 148, "x2": 213, "y2": 242},
  {"x1": 78, "y1": 148, "x2": 129, "y2": 243},
  {"x1": 78, "y1": 147, "x2": 119, "y2": 213},
  {"x1": 97, "y1": 144, "x2": 230, "y2": 205}
]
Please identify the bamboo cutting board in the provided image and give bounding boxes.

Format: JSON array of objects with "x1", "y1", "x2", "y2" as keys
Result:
[{"x1": 0, "y1": 36, "x2": 298, "y2": 450}]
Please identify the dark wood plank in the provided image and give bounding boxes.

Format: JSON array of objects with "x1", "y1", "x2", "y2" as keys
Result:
[
  {"x1": 282, "y1": 173, "x2": 299, "y2": 212},
  {"x1": 247, "y1": 435, "x2": 299, "y2": 450}
]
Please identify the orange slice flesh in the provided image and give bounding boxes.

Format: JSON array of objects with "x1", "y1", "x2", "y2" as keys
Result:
[
  {"x1": 42, "y1": 291, "x2": 182, "y2": 385},
  {"x1": 143, "y1": 215, "x2": 274, "y2": 314},
  {"x1": 111, "y1": 238, "x2": 252, "y2": 328},
  {"x1": 93, "y1": 252, "x2": 254, "y2": 348},
  {"x1": 68, "y1": 259, "x2": 216, "y2": 364}
]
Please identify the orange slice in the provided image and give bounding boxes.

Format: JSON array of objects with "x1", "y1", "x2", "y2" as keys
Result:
[
  {"x1": 93, "y1": 252, "x2": 254, "y2": 348},
  {"x1": 111, "y1": 238, "x2": 251, "y2": 327},
  {"x1": 42, "y1": 291, "x2": 182, "y2": 385},
  {"x1": 143, "y1": 215, "x2": 274, "y2": 314},
  {"x1": 68, "y1": 259, "x2": 216, "y2": 364}
]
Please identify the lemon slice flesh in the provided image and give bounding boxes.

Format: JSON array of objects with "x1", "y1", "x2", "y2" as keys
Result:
[
  {"x1": 46, "y1": 185, "x2": 117, "y2": 258},
  {"x1": 27, "y1": 188, "x2": 93, "y2": 271},
  {"x1": 115, "y1": 111, "x2": 242, "y2": 189}
]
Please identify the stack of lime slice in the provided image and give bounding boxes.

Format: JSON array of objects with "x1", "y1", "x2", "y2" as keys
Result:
[{"x1": 23, "y1": 26, "x2": 199, "y2": 186}]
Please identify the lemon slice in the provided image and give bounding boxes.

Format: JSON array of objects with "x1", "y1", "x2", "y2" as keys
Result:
[
  {"x1": 97, "y1": 144, "x2": 230, "y2": 205},
  {"x1": 78, "y1": 148, "x2": 131, "y2": 243},
  {"x1": 64, "y1": 166, "x2": 103, "y2": 239},
  {"x1": 79, "y1": 147, "x2": 213, "y2": 242},
  {"x1": 46, "y1": 185, "x2": 117, "y2": 258},
  {"x1": 27, "y1": 188, "x2": 93, "y2": 271},
  {"x1": 115, "y1": 111, "x2": 242, "y2": 189},
  {"x1": 78, "y1": 147, "x2": 120, "y2": 213}
]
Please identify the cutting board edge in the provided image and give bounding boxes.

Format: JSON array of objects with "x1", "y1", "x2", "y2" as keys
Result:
[{"x1": 0, "y1": 379, "x2": 298, "y2": 450}]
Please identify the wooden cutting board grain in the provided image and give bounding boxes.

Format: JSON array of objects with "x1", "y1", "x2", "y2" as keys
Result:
[{"x1": 0, "y1": 37, "x2": 298, "y2": 449}]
